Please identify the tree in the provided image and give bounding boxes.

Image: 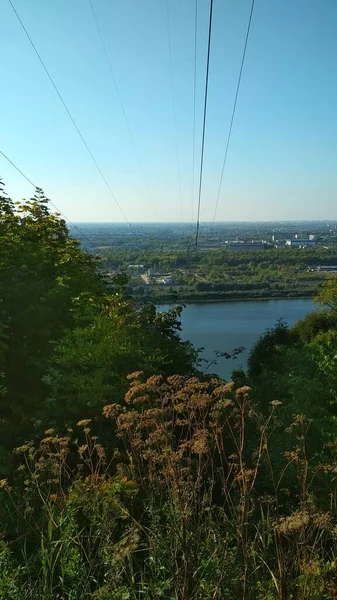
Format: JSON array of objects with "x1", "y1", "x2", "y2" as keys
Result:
[
  {"x1": 292, "y1": 309, "x2": 337, "y2": 343},
  {"x1": 43, "y1": 300, "x2": 199, "y2": 426},
  {"x1": 247, "y1": 319, "x2": 292, "y2": 382},
  {"x1": 315, "y1": 275, "x2": 337, "y2": 311},
  {"x1": 0, "y1": 179, "x2": 199, "y2": 464},
  {"x1": 0, "y1": 181, "x2": 102, "y2": 461}
]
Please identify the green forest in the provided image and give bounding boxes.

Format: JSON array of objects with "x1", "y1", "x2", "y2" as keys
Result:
[
  {"x1": 2, "y1": 180, "x2": 337, "y2": 599},
  {"x1": 100, "y1": 243, "x2": 337, "y2": 304}
]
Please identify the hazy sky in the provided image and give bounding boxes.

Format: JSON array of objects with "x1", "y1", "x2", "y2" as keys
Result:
[{"x1": 1, "y1": 0, "x2": 337, "y2": 222}]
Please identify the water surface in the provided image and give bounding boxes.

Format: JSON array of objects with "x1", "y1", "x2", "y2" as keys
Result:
[{"x1": 159, "y1": 299, "x2": 314, "y2": 379}]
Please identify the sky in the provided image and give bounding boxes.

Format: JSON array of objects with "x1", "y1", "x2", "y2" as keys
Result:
[{"x1": 1, "y1": 0, "x2": 337, "y2": 223}]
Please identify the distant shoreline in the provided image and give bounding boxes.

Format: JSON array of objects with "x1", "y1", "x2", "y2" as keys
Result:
[{"x1": 133, "y1": 292, "x2": 315, "y2": 306}]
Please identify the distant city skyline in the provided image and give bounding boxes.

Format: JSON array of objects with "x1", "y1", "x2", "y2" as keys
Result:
[
  {"x1": 2, "y1": 0, "x2": 337, "y2": 222},
  {"x1": 73, "y1": 220, "x2": 337, "y2": 225}
]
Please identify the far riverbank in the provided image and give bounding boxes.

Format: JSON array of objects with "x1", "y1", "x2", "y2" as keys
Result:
[{"x1": 134, "y1": 288, "x2": 315, "y2": 305}]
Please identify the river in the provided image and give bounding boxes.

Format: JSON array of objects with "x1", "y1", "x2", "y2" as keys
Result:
[{"x1": 159, "y1": 298, "x2": 314, "y2": 380}]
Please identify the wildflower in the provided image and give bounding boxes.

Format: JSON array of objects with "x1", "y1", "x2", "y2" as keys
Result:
[
  {"x1": 188, "y1": 392, "x2": 210, "y2": 410},
  {"x1": 125, "y1": 383, "x2": 147, "y2": 403},
  {"x1": 0, "y1": 479, "x2": 9, "y2": 490},
  {"x1": 212, "y1": 382, "x2": 235, "y2": 397},
  {"x1": 176, "y1": 419, "x2": 189, "y2": 426},
  {"x1": 312, "y1": 511, "x2": 332, "y2": 530},
  {"x1": 126, "y1": 371, "x2": 143, "y2": 381},
  {"x1": 95, "y1": 444, "x2": 105, "y2": 460},
  {"x1": 167, "y1": 375, "x2": 185, "y2": 389},
  {"x1": 77, "y1": 419, "x2": 91, "y2": 427},
  {"x1": 218, "y1": 398, "x2": 233, "y2": 409},
  {"x1": 186, "y1": 377, "x2": 204, "y2": 386},
  {"x1": 103, "y1": 403, "x2": 122, "y2": 418},
  {"x1": 133, "y1": 395, "x2": 151, "y2": 405},
  {"x1": 41, "y1": 436, "x2": 55, "y2": 444},
  {"x1": 236, "y1": 386, "x2": 252, "y2": 395},
  {"x1": 44, "y1": 428, "x2": 54, "y2": 435},
  {"x1": 190, "y1": 430, "x2": 209, "y2": 455},
  {"x1": 276, "y1": 510, "x2": 310, "y2": 534},
  {"x1": 174, "y1": 402, "x2": 186, "y2": 414},
  {"x1": 146, "y1": 374, "x2": 163, "y2": 386},
  {"x1": 49, "y1": 493, "x2": 57, "y2": 502},
  {"x1": 271, "y1": 400, "x2": 282, "y2": 407},
  {"x1": 14, "y1": 443, "x2": 32, "y2": 454}
]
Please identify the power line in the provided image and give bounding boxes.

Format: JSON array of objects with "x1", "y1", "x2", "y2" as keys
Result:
[
  {"x1": 195, "y1": 0, "x2": 214, "y2": 247},
  {"x1": 191, "y1": 0, "x2": 198, "y2": 223},
  {"x1": 0, "y1": 150, "x2": 36, "y2": 189},
  {"x1": 212, "y1": 0, "x2": 255, "y2": 226},
  {"x1": 0, "y1": 149, "x2": 102, "y2": 254},
  {"x1": 165, "y1": 0, "x2": 183, "y2": 223},
  {"x1": 8, "y1": 0, "x2": 129, "y2": 225},
  {"x1": 89, "y1": 0, "x2": 154, "y2": 213}
]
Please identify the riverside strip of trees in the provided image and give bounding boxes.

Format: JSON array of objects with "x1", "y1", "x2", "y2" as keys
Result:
[{"x1": 1, "y1": 179, "x2": 337, "y2": 599}]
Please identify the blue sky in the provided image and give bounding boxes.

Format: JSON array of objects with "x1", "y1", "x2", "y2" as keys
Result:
[{"x1": 1, "y1": 0, "x2": 337, "y2": 222}]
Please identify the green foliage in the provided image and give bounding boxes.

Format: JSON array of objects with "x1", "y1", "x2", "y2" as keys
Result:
[
  {"x1": 248, "y1": 319, "x2": 292, "y2": 381},
  {"x1": 0, "y1": 181, "x2": 103, "y2": 459},
  {"x1": 43, "y1": 299, "x2": 197, "y2": 425},
  {"x1": 0, "y1": 425, "x2": 139, "y2": 599},
  {"x1": 103, "y1": 239, "x2": 337, "y2": 304},
  {"x1": 0, "y1": 179, "x2": 198, "y2": 465},
  {"x1": 248, "y1": 309, "x2": 337, "y2": 448},
  {"x1": 0, "y1": 542, "x2": 25, "y2": 600},
  {"x1": 292, "y1": 309, "x2": 337, "y2": 343},
  {"x1": 3, "y1": 177, "x2": 337, "y2": 597},
  {"x1": 315, "y1": 275, "x2": 337, "y2": 311},
  {"x1": 2, "y1": 377, "x2": 337, "y2": 598}
]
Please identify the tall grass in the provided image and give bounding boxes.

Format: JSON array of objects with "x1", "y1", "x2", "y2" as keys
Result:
[{"x1": 1, "y1": 374, "x2": 337, "y2": 598}]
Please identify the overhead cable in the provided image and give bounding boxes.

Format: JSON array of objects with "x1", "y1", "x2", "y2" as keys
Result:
[
  {"x1": 8, "y1": 0, "x2": 129, "y2": 224},
  {"x1": 89, "y1": 0, "x2": 154, "y2": 212},
  {"x1": 212, "y1": 0, "x2": 255, "y2": 226},
  {"x1": 165, "y1": 0, "x2": 183, "y2": 223},
  {"x1": 195, "y1": 0, "x2": 214, "y2": 247},
  {"x1": 191, "y1": 0, "x2": 198, "y2": 223},
  {"x1": 0, "y1": 149, "x2": 102, "y2": 254}
]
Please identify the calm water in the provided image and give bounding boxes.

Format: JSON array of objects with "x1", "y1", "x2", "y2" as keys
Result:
[{"x1": 159, "y1": 299, "x2": 314, "y2": 379}]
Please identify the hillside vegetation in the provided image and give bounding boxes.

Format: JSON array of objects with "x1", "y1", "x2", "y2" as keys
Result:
[{"x1": 1, "y1": 180, "x2": 337, "y2": 599}]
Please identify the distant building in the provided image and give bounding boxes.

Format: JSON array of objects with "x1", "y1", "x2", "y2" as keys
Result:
[
  {"x1": 307, "y1": 265, "x2": 337, "y2": 273},
  {"x1": 227, "y1": 242, "x2": 273, "y2": 251},
  {"x1": 285, "y1": 239, "x2": 316, "y2": 247}
]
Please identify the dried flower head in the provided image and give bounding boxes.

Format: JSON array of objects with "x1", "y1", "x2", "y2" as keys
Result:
[
  {"x1": 146, "y1": 375, "x2": 163, "y2": 387},
  {"x1": 276, "y1": 510, "x2": 310, "y2": 534},
  {"x1": 236, "y1": 386, "x2": 252, "y2": 396},
  {"x1": 77, "y1": 419, "x2": 91, "y2": 428},
  {"x1": 103, "y1": 403, "x2": 122, "y2": 419},
  {"x1": 126, "y1": 371, "x2": 143, "y2": 381}
]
